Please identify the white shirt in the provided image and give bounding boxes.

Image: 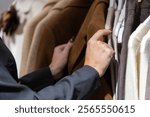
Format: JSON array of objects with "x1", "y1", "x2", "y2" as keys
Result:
[
  {"x1": 125, "y1": 16, "x2": 150, "y2": 100},
  {"x1": 114, "y1": 0, "x2": 126, "y2": 44},
  {"x1": 139, "y1": 30, "x2": 150, "y2": 100}
]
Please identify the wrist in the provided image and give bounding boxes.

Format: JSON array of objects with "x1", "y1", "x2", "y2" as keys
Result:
[
  {"x1": 49, "y1": 64, "x2": 63, "y2": 80},
  {"x1": 49, "y1": 65, "x2": 54, "y2": 75}
]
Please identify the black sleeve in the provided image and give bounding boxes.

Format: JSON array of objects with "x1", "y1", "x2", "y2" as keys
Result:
[
  {"x1": 19, "y1": 67, "x2": 57, "y2": 91},
  {"x1": 37, "y1": 65, "x2": 100, "y2": 100},
  {"x1": 0, "y1": 65, "x2": 100, "y2": 100}
]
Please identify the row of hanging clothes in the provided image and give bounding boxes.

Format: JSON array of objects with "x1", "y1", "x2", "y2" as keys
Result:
[
  {"x1": 108, "y1": 0, "x2": 150, "y2": 100},
  {"x1": 0, "y1": 0, "x2": 150, "y2": 100}
]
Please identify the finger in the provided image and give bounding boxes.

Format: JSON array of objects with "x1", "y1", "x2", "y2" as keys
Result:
[
  {"x1": 63, "y1": 41, "x2": 73, "y2": 55},
  {"x1": 91, "y1": 29, "x2": 112, "y2": 41},
  {"x1": 98, "y1": 41, "x2": 114, "y2": 54},
  {"x1": 99, "y1": 41, "x2": 113, "y2": 50},
  {"x1": 67, "y1": 41, "x2": 73, "y2": 48},
  {"x1": 98, "y1": 41, "x2": 115, "y2": 56},
  {"x1": 55, "y1": 44, "x2": 67, "y2": 51}
]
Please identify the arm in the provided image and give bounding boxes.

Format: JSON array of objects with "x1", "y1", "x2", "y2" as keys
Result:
[
  {"x1": 19, "y1": 29, "x2": 114, "y2": 100},
  {"x1": 0, "y1": 29, "x2": 113, "y2": 100},
  {"x1": 19, "y1": 41, "x2": 73, "y2": 91},
  {"x1": 0, "y1": 65, "x2": 100, "y2": 100},
  {"x1": 37, "y1": 65, "x2": 100, "y2": 100},
  {"x1": 37, "y1": 29, "x2": 114, "y2": 100},
  {"x1": 19, "y1": 67, "x2": 57, "y2": 91}
]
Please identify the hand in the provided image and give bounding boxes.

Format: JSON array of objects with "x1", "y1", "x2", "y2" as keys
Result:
[
  {"x1": 49, "y1": 41, "x2": 73, "y2": 79},
  {"x1": 84, "y1": 29, "x2": 114, "y2": 77}
]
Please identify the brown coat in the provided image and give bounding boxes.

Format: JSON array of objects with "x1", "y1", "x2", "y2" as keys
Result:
[
  {"x1": 20, "y1": 0, "x2": 93, "y2": 76},
  {"x1": 20, "y1": 0, "x2": 61, "y2": 77},
  {"x1": 67, "y1": 0, "x2": 113, "y2": 100}
]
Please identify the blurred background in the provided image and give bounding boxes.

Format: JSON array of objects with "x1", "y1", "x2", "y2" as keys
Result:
[{"x1": 0, "y1": 0, "x2": 14, "y2": 14}]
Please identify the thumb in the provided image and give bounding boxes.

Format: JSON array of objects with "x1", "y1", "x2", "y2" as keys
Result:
[{"x1": 63, "y1": 41, "x2": 73, "y2": 55}]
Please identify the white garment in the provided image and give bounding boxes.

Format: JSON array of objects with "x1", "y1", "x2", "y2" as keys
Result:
[
  {"x1": 4, "y1": 34, "x2": 24, "y2": 73},
  {"x1": 139, "y1": 30, "x2": 150, "y2": 100},
  {"x1": 0, "y1": 30, "x2": 3, "y2": 39},
  {"x1": 13, "y1": 0, "x2": 49, "y2": 34},
  {"x1": 105, "y1": 0, "x2": 116, "y2": 30},
  {"x1": 112, "y1": 0, "x2": 125, "y2": 62},
  {"x1": 118, "y1": 21, "x2": 125, "y2": 43},
  {"x1": 113, "y1": 1, "x2": 126, "y2": 100},
  {"x1": 105, "y1": 0, "x2": 125, "y2": 100},
  {"x1": 113, "y1": 0, "x2": 125, "y2": 31},
  {"x1": 125, "y1": 16, "x2": 150, "y2": 100},
  {"x1": 114, "y1": 0, "x2": 126, "y2": 44}
]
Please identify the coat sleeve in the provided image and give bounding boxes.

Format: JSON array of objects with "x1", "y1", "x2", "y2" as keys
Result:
[
  {"x1": 36, "y1": 65, "x2": 100, "y2": 100},
  {"x1": 19, "y1": 67, "x2": 57, "y2": 91},
  {"x1": 0, "y1": 65, "x2": 100, "y2": 100}
]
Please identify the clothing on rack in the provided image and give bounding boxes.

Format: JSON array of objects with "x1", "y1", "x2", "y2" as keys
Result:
[
  {"x1": 105, "y1": 0, "x2": 116, "y2": 99},
  {"x1": 20, "y1": 0, "x2": 61, "y2": 77},
  {"x1": 0, "y1": 0, "x2": 50, "y2": 75},
  {"x1": 112, "y1": 0, "x2": 125, "y2": 62},
  {"x1": 140, "y1": 29, "x2": 150, "y2": 99},
  {"x1": 117, "y1": 0, "x2": 137, "y2": 100},
  {"x1": 1, "y1": 0, "x2": 150, "y2": 100},
  {"x1": 105, "y1": 0, "x2": 126, "y2": 99},
  {"x1": 13, "y1": 0, "x2": 49, "y2": 26},
  {"x1": 21, "y1": 0, "x2": 93, "y2": 77},
  {"x1": 0, "y1": 36, "x2": 100, "y2": 100},
  {"x1": 67, "y1": 0, "x2": 112, "y2": 100},
  {"x1": 145, "y1": 35, "x2": 150, "y2": 99},
  {"x1": 113, "y1": 0, "x2": 126, "y2": 46},
  {"x1": 117, "y1": 0, "x2": 150, "y2": 100},
  {"x1": 125, "y1": 16, "x2": 150, "y2": 100},
  {"x1": 113, "y1": 1, "x2": 126, "y2": 99}
]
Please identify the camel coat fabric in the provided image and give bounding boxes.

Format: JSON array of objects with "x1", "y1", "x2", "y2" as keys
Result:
[
  {"x1": 20, "y1": 0, "x2": 93, "y2": 76},
  {"x1": 67, "y1": 0, "x2": 113, "y2": 100},
  {"x1": 20, "y1": 0, "x2": 61, "y2": 77}
]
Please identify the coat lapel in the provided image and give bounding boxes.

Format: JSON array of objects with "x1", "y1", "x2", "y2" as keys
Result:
[{"x1": 68, "y1": 0, "x2": 109, "y2": 73}]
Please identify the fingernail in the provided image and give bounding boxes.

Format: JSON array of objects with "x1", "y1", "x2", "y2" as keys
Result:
[
  {"x1": 70, "y1": 36, "x2": 75, "y2": 42},
  {"x1": 69, "y1": 38, "x2": 74, "y2": 43},
  {"x1": 70, "y1": 39, "x2": 73, "y2": 42}
]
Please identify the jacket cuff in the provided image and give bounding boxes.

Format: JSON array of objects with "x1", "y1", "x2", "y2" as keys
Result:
[
  {"x1": 20, "y1": 67, "x2": 56, "y2": 91},
  {"x1": 83, "y1": 65, "x2": 100, "y2": 78}
]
